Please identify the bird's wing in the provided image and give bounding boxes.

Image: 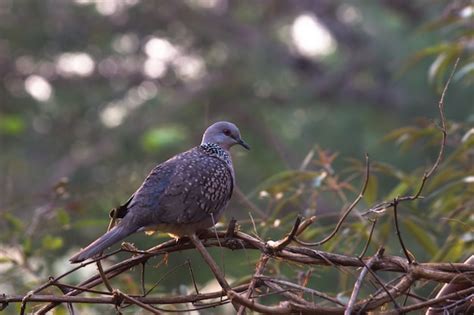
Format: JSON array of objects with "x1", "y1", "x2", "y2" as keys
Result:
[
  {"x1": 117, "y1": 147, "x2": 233, "y2": 228},
  {"x1": 152, "y1": 149, "x2": 234, "y2": 225},
  {"x1": 120, "y1": 155, "x2": 178, "y2": 227},
  {"x1": 70, "y1": 154, "x2": 179, "y2": 262},
  {"x1": 110, "y1": 194, "x2": 134, "y2": 219}
]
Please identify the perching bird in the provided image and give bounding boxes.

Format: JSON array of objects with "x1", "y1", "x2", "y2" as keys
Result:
[{"x1": 69, "y1": 121, "x2": 249, "y2": 263}]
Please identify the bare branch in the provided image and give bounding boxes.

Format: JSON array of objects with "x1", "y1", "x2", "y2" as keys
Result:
[
  {"x1": 11, "y1": 68, "x2": 469, "y2": 315},
  {"x1": 393, "y1": 197, "x2": 413, "y2": 264},
  {"x1": 358, "y1": 218, "x2": 377, "y2": 259},
  {"x1": 258, "y1": 276, "x2": 344, "y2": 306},
  {"x1": 267, "y1": 216, "x2": 302, "y2": 251},
  {"x1": 1, "y1": 283, "x2": 253, "y2": 304},
  {"x1": 362, "y1": 58, "x2": 460, "y2": 219},
  {"x1": 114, "y1": 289, "x2": 162, "y2": 314},
  {"x1": 189, "y1": 233, "x2": 240, "y2": 311},
  {"x1": 383, "y1": 286, "x2": 474, "y2": 314},
  {"x1": 345, "y1": 247, "x2": 384, "y2": 315},
  {"x1": 97, "y1": 260, "x2": 113, "y2": 292},
  {"x1": 411, "y1": 57, "x2": 459, "y2": 199},
  {"x1": 237, "y1": 254, "x2": 270, "y2": 314}
]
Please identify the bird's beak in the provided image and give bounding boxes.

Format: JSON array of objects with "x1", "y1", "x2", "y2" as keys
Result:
[{"x1": 237, "y1": 138, "x2": 250, "y2": 150}]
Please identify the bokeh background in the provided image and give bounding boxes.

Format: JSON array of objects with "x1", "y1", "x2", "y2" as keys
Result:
[{"x1": 1, "y1": 0, "x2": 472, "y2": 314}]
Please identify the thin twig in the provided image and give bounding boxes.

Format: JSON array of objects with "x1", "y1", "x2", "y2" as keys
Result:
[
  {"x1": 0, "y1": 283, "x2": 253, "y2": 304},
  {"x1": 96, "y1": 260, "x2": 113, "y2": 292},
  {"x1": 248, "y1": 211, "x2": 261, "y2": 240},
  {"x1": 264, "y1": 281, "x2": 314, "y2": 307},
  {"x1": 357, "y1": 274, "x2": 415, "y2": 313},
  {"x1": 114, "y1": 289, "x2": 162, "y2": 314},
  {"x1": 362, "y1": 58, "x2": 460, "y2": 219},
  {"x1": 410, "y1": 57, "x2": 459, "y2": 200},
  {"x1": 144, "y1": 261, "x2": 192, "y2": 297},
  {"x1": 363, "y1": 274, "x2": 425, "y2": 304},
  {"x1": 358, "y1": 218, "x2": 377, "y2": 259},
  {"x1": 210, "y1": 213, "x2": 227, "y2": 284},
  {"x1": 360, "y1": 256, "x2": 400, "y2": 310},
  {"x1": 237, "y1": 254, "x2": 270, "y2": 314},
  {"x1": 257, "y1": 276, "x2": 345, "y2": 306},
  {"x1": 140, "y1": 262, "x2": 146, "y2": 296},
  {"x1": 19, "y1": 291, "x2": 32, "y2": 315},
  {"x1": 189, "y1": 233, "x2": 239, "y2": 311},
  {"x1": 345, "y1": 247, "x2": 384, "y2": 315},
  {"x1": 427, "y1": 293, "x2": 473, "y2": 314},
  {"x1": 381, "y1": 286, "x2": 474, "y2": 314},
  {"x1": 296, "y1": 154, "x2": 370, "y2": 246},
  {"x1": 267, "y1": 216, "x2": 302, "y2": 251},
  {"x1": 297, "y1": 268, "x2": 313, "y2": 298},
  {"x1": 296, "y1": 216, "x2": 317, "y2": 236},
  {"x1": 54, "y1": 283, "x2": 113, "y2": 295},
  {"x1": 27, "y1": 229, "x2": 474, "y2": 314},
  {"x1": 186, "y1": 259, "x2": 200, "y2": 295},
  {"x1": 393, "y1": 197, "x2": 413, "y2": 264}
]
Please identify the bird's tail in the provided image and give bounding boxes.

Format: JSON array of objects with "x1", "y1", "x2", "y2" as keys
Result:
[{"x1": 69, "y1": 224, "x2": 135, "y2": 263}]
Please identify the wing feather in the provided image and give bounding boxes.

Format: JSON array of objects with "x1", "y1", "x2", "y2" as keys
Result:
[{"x1": 121, "y1": 147, "x2": 233, "y2": 228}]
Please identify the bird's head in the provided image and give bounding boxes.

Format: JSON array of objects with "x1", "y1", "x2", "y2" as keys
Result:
[{"x1": 201, "y1": 121, "x2": 250, "y2": 151}]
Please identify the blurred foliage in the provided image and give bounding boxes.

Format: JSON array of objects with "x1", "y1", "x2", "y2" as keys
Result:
[
  {"x1": 0, "y1": 114, "x2": 25, "y2": 135},
  {"x1": 0, "y1": 0, "x2": 473, "y2": 313},
  {"x1": 405, "y1": 0, "x2": 474, "y2": 90},
  {"x1": 141, "y1": 125, "x2": 186, "y2": 152}
]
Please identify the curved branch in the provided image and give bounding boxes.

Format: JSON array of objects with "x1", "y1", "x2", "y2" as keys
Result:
[{"x1": 295, "y1": 153, "x2": 370, "y2": 246}]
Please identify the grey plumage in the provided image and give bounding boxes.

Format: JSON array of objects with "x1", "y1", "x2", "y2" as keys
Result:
[{"x1": 69, "y1": 121, "x2": 248, "y2": 263}]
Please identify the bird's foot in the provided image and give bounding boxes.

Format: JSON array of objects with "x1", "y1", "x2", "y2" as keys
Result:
[{"x1": 175, "y1": 236, "x2": 190, "y2": 246}]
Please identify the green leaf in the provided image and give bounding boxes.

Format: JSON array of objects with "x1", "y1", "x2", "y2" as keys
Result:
[
  {"x1": 403, "y1": 218, "x2": 438, "y2": 256},
  {"x1": 22, "y1": 238, "x2": 32, "y2": 256},
  {"x1": 428, "y1": 50, "x2": 461, "y2": 92},
  {"x1": 56, "y1": 208, "x2": 70, "y2": 226},
  {"x1": 141, "y1": 126, "x2": 186, "y2": 152},
  {"x1": 429, "y1": 53, "x2": 447, "y2": 85},
  {"x1": 372, "y1": 162, "x2": 405, "y2": 180},
  {"x1": 382, "y1": 126, "x2": 419, "y2": 142},
  {"x1": 41, "y1": 235, "x2": 64, "y2": 251},
  {"x1": 419, "y1": 16, "x2": 460, "y2": 32},
  {"x1": 364, "y1": 175, "x2": 378, "y2": 205},
  {"x1": 454, "y1": 62, "x2": 474, "y2": 81},
  {"x1": 3, "y1": 213, "x2": 24, "y2": 232},
  {"x1": 387, "y1": 181, "x2": 410, "y2": 199},
  {"x1": 398, "y1": 43, "x2": 452, "y2": 77},
  {"x1": 433, "y1": 238, "x2": 465, "y2": 262},
  {"x1": 249, "y1": 170, "x2": 322, "y2": 197},
  {"x1": 0, "y1": 257, "x2": 14, "y2": 264},
  {"x1": 425, "y1": 168, "x2": 465, "y2": 194},
  {"x1": 0, "y1": 114, "x2": 25, "y2": 135}
]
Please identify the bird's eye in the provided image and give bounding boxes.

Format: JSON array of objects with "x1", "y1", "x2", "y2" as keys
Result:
[{"x1": 223, "y1": 129, "x2": 231, "y2": 136}]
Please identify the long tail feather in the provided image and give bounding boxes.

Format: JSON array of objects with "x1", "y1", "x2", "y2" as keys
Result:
[{"x1": 69, "y1": 225, "x2": 134, "y2": 263}]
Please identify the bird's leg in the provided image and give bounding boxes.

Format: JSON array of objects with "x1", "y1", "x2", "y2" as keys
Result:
[
  {"x1": 174, "y1": 236, "x2": 190, "y2": 246},
  {"x1": 225, "y1": 218, "x2": 237, "y2": 240}
]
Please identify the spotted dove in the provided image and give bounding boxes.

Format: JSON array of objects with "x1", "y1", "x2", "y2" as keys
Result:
[{"x1": 69, "y1": 121, "x2": 249, "y2": 263}]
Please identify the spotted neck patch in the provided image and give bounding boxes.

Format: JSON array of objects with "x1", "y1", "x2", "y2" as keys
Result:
[{"x1": 200, "y1": 143, "x2": 231, "y2": 165}]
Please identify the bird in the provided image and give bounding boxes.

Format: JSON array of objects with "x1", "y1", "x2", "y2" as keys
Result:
[{"x1": 69, "y1": 121, "x2": 249, "y2": 263}]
